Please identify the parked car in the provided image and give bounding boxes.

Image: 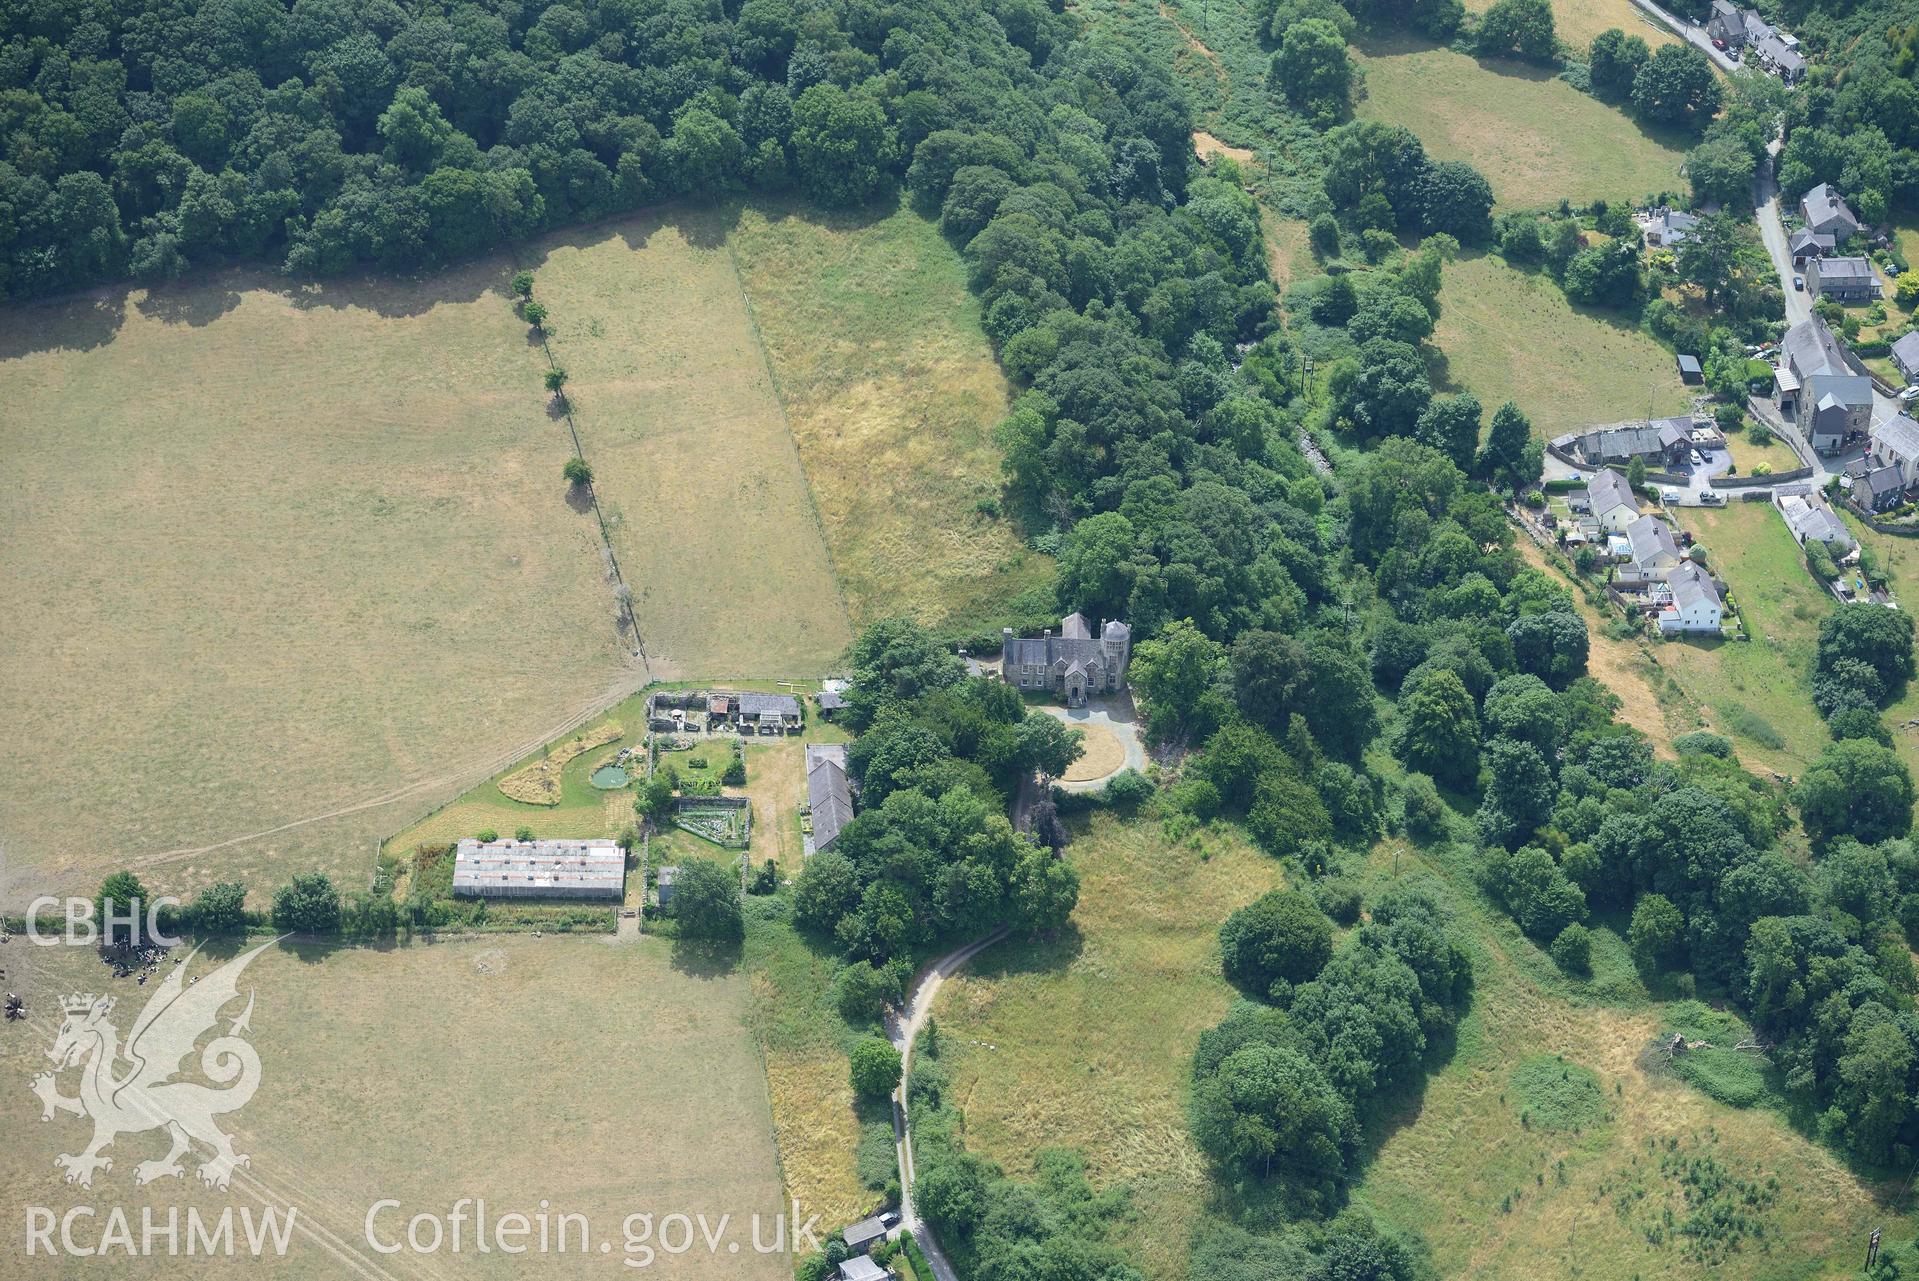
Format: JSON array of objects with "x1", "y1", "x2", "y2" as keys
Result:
[
  {"x1": 1793, "y1": 275, "x2": 1805, "y2": 291},
  {"x1": 1900, "y1": 386, "x2": 1919, "y2": 404}
]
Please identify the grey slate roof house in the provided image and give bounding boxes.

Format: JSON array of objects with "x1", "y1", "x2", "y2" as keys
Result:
[
  {"x1": 1891, "y1": 332, "x2": 1919, "y2": 384},
  {"x1": 1757, "y1": 34, "x2": 1806, "y2": 81},
  {"x1": 1658, "y1": 562, "x2": 1724, "y2": 635},
  {"x1": 1807, "y1": 255, "x2": 1878, "y2": 303},
  {"x1": 1776, "y1": 316, "x2": 1873, "y2": 451},
  {"x1": 1586, "y1": 467, "x2": 1641, "y2": 532},
  {"x1": 805, "y1": 743, "x2": 854, "y2": 855},
  {"x1": 1873, "y1": 413, "x2": 1919, "y2": 488},
  {"x1": 1707, "y1": 1, "x2": 1767, "y2": 45},
  {"x1": 1776, "y1": 490, "x2": 1854, "y2": 552},
  {"x1": 1800, "y1": 183, "x2": 1863, "y2": 241},
  {"x1": 1646, "y1": 208, "x2": 1698, "y2": 247},
  {"x1": 1624, "y1": 514, "x2": 1682, "y2": 580},
  {"x1": 1002, "y1": 612, "x2": 1132, "y2": 706},
  {"x1": 1863, "y1": 464, "x2": 1907, "y2": 512}
]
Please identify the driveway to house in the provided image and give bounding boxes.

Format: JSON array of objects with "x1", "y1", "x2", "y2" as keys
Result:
[
  {"x1": 887, "y1": 929, "x2": 1010, "y2": 1281},
  {"x1": 1042, "y1": 696, "x2": 1147, "y2": 792}
]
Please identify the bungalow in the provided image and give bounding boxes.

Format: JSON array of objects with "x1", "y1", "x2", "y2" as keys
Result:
[
  {"x1": 1806, "y1": 255, "x2": 1879, "y2": 303},
  {"x1": 1624, "y1": 514, "x2": 1683, "y2": 581},
  {"x1": 1891, "y1": 332, "x2": 1919, "y2": 384},
  {"x1": 1646, "y1": 208, "x2": 1698, "y2": 248},
  {"x1": 1775, "y1": 488, "x2": 1856, "y2": 553},
  {"x1": 1800, "y1": 183, "x2": 1863, "y2": 242},
  {"x1": 1656, "y1": 562, "x2": 1724, "y2": 635},
  {"x1": 1570, "y1": 418, "x2": 1690, "y2": 469},
  {"x1": 1788, "y1": 228, "x2": 1835, "y2": 265},
  {"x1": 1872, "y1": 413, "x2": 1919, "y2": 488},
  {"x1": 1586, "y1": 467, "x2": 1641, "y2": 534}
]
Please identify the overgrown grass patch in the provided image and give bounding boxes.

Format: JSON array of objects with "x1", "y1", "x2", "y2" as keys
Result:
[
  {"x1": 1512, "y1": 1054, "x2": 1609, "y2": 1132},
  {"x1": 1661, "y1": 1002, "x2": 1775, "y2": 1109}
]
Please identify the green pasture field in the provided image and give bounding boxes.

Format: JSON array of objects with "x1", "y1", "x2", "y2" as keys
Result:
[
  {"x1": 928, "y1": 814, "x2": 1287, "y2": 1281},
  {"x1": 1434, "y1": 253, "x2": 1693, "y2": 440},
  {"x1": 1464, "y1": 0, "x2": 1680, "y2": 52},
  {"x1": 1355, "y1": 33, "x2": 1690, "y2": 209},
  {"x1": 0, "y1": 936, "x2": 790, "y2": 1281}
]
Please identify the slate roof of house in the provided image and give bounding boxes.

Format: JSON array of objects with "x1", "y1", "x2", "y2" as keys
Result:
[
  {"x1": 1657, "y1": 209, "x2": 1699, "y2": 242},
  {"x1": 1782, "y1": 316, "x2": 1850, "y2": 380},
  {"x1": 806, "y1": 747, "x2": 854, "y2": 852},
  {"x1": 1061, "y1": 611, "x2": 1091, "y2": 639},
  {"x1": 1581, "y1": 420, "x2": 1685, "y2": 460},
  {"x1": 1803, "y1": 183, "x2": 1861, "y2": 233},
  {"x1": 1875, "y1": 413, "x2": 1919, "y2": 460},
  {"x1": 1758, "y1": 34, "x2": 1804, "y2": 73},
  {"x1": 1867, "y1": 465, "x2": 1907, "y2": 498},
  {"x1": 1626, "y1": 514, "x2": 1680, "y2": 567},
  {"x1": 817, "y1": 688, "x2": 846, "y2": 710},
  {"x1": 1806, "y1": 372, "x2": 1874, "y2": 413},
  {"x1": 843, "y1": 1217, "x2": 887, "y2": 1250},
  {"x1": 1587, "y1": 467, "x2": 1637, "y2": 517},
  {"x1": 1668, "y1": 561, "x2": 1721, "y2": 612},
  {"x1": 1891, "y1": 332, "x2": 1919, "y2": 374},
  {"x1": 1778, "y1": 493, "x2": 1852, "y2": 548},
  {"x1": 1004, "y1": 614, "x2": 1125, "y2": 670},
  {"x1": 1817, "y1": 256, "x2": 1875, "y2": 286}
]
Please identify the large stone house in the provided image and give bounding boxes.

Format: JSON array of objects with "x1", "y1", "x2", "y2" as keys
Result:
[
  {"x1": 1807, "y1": 255, "x2": 1879, "y2": 303},
  {"x1": 1800, "y1": 183, "x2": 1863, "y2": 241},
  {"x1": 1776, "y1": 316, "x2": 1873, "y2": 453},
  {"x1": 1002, "y1": 612, "x2": 1132, "y2": 705}
]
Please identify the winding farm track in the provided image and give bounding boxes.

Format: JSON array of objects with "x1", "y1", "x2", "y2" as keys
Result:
[{"x1": 887, "y1": 928, "x2": 1010, "y2": 1281}]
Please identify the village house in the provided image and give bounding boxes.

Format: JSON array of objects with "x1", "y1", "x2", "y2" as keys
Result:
[
  {"x1": 1775, "y1": 487, "x2": 1856, "y2": 554},
  {"x1": 452, "y1": 838, "x2": 626, "y2": 901},
  {"x1": 1863, "y1": 465, "x2": 1907, "y2": 513},
  {"x1": 1756, "y1": 33, "x2": 1806, "y2": 81},
  {"x1": 1776, "y1": 316, "x2": 1874, "y2": 453},
  {"x1": 1655, "y1": 562, "x2": 1725, "y2": 635},
  {"x1": 1587, "y1": 467, "x2": 1641, "y2": 534},
  {"x1": 1622, "y1": 514, "x2": 1683, "y2": 581},
  {"x1": 1645, "y1": 208, "x2": 1698, "y2": 248},
  {"x1": 1800, "y1": 183, "x2": 1863, "y2": 242},
  {"x1": 1706, "y1": 1, "x2": 1766, "y2": 46},
  {"x1": 1001, "y1": 612, "x2": 1132, "y2": 706},
  {"x1": 1806, "y1": 255, "x2": 1879, "y2": 303},
  {"x1": 708, "y1": 691, "x2": 803, "y2": 735},
  {"x1": 1891, "y1": 332, "x2": 1919, "y2": 385},
  {"x1": 1871, "y1": 414, "x2": 1919, "y2": 489},
  {"x1": 1564, "y1": 418, "x2": 1691, "y2": 469}
]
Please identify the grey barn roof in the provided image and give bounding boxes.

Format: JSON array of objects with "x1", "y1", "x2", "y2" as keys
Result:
[
  {"x1": 843, "y1": 1217, "x2": 887, "y2": 1250},
  {"x1": 1891, "y1": 332, "x2": 1919, "y2": 374},
  {"x1": 806, "y1": 745, "x2": 854, "y2": 853},
  {"x1": 1789, "y1": 228, "x2": 1835, "y2": 257},
  {"x1": 839, "y1": 1258, "x2": 888, "y2": 1281}
]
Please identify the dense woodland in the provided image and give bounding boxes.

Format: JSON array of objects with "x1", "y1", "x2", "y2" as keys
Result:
[{"x1": 15, "y1": 0, "x2": 1919, "y2": 1275}]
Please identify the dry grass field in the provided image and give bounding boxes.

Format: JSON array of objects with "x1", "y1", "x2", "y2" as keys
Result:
[
  {"x1": 1356, "y1": 34, "x2": 1690, "y2": 209},
  {"x1": 521, "y1": 208, "x2": 852, "y2": 680},
  {"x1": 0, "y1": 268, "x2": 631, "y2": 903},
  {"x1": 1355, "y1": 840, "x2": 1908, "y2": 1281},
  {"x1": 1434, "y1": 253, "x2": 1693, "y2": 439},
  {"x1": 0, "y1": 936, "x2": 790, "y2": 1281},
  {"x1": 1463, "y1": 0, "x2": 1679, "y2": 52},
  {"x1": 930, "y1": 815, "x2": 1287, "y2": 1281},
  {"x1": 725, "y1": 201, "x2": 1050, "y2": 631}
]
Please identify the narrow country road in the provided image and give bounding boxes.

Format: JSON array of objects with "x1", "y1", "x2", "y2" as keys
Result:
[
  {"x1": 887, "y1": 928, "x2": 1010, "y2": 1281},
  {"x1": 1753, "y1": 138, "x2": 1811, "y2": 326}
]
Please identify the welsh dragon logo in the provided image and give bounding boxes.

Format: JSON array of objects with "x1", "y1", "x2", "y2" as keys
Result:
[{"x1": 31, "y1": 941, "x2": 274, "y2": 1191}]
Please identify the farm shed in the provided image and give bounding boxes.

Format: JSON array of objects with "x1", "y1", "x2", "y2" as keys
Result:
[
  {"x1": 842, "y1": 1216, "x2": 887, "y2": 1254},
  {"x1": 452, "y1": 839, "x2": 626, "y2": 901},
  {"x1": 806, "y1": 744, "x2": 854, "y2": 855},
  {"x1": 1676, "y1": 354, "x2": 1703, "y2": 384},
  {"x1": 839, "y1": 1256, "x2": 887, "y2": 1281}
]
